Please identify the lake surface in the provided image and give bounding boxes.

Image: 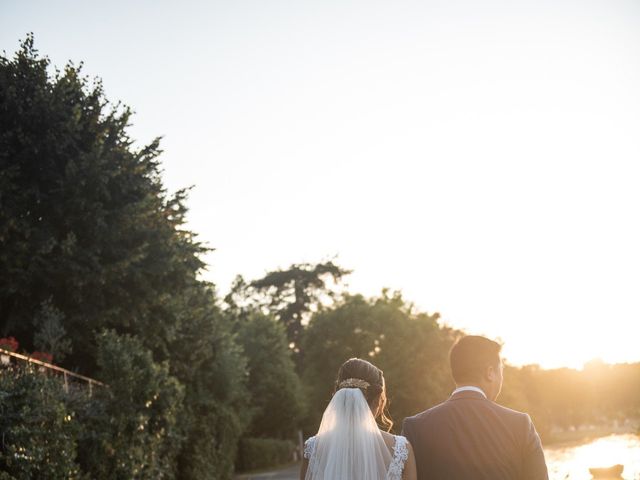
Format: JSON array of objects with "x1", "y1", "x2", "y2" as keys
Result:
[{"x1": 545, "y1": 434, "x2": 640, "y2": 480}]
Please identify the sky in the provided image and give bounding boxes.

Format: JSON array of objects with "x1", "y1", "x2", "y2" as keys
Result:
[{"x1": 2, "y1": 0, "x2": 640, "y2": 369}]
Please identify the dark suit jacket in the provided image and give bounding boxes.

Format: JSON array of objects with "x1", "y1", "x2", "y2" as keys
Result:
[{"x1": 402, "y1": 391, "x2": 548, "y2": 480}]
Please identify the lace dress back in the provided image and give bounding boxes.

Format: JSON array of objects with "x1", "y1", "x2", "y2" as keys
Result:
[{"x1": 304, "y1": 434, "x2": 409, "y2": 480}]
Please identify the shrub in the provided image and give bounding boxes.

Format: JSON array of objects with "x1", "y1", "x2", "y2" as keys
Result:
[
  {"x1": 236, "y1": 438, "x2": 295, "y2": 472},
  {"x1": 0, "y1": 368, "x2": 82, "y2": 479},
  {"x1": 76, "y1": 330, "x2": 184, "y2": 479},
  {"x1": 234, "y1": 313, "x2": 304, "y2": 439}
]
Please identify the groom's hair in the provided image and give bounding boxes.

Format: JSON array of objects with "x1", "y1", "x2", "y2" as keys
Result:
[{"x1": 449, "y1": 335, "x2": 502, "y2": 383}]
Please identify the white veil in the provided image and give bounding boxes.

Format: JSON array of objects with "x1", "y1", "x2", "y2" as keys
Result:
[{"x1": 305, "y1": 386, "x2": 393, "y2": 480}]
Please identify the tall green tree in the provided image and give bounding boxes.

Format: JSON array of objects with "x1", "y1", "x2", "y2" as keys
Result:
[
  {"x1": 301, "y1": 291, "x2": 457, "y2": 433},
  {"x1": 233, "y1": 312, "x2": 305, "y2": 439},
  {"x1": 226, "y1": 261, "x2": 351, "y2": 354},
  {"x1": 0, "y1": 35, "x2": 205, "y2": 369},
  {"x1": 169, "y1": 286, "x2": 250, "y2": 480},
  {"x1": 0, "y1": 37, "x2": 249, "y2": 479}
]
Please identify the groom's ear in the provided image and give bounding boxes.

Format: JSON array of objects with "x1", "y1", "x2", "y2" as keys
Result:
[{"x1": 485, "y1": 363, "x2": 498, "y2": 382}]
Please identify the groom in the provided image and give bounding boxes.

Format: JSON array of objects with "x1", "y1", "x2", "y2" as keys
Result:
[{"x1": 402, "y1": 335, "x2": 548, "y2": 480}]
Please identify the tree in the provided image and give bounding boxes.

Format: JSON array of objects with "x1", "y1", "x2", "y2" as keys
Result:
[
  {"x1": 77, "y1": 330, "x2": 184, "y2": 479},
  {"x1": 32, "y1": 298, "x2": 72, "y2": 362},
  {"x1": 300, "y1": 291, "x2": 456, "y2": 433},
  {"x1": 233, "y1": 312, "x2": 305, "y2": 439},
  {"x1": 0, "y1": 35, "x2": 206, "y2": 370},
  {"x1": 169, "y1": 286, "x2": 250, "y2": 480},
  {"x1": 0, "y1": 36, "x2": 249, "y2": 479},
  {"x1": 226, "y1": 261, "x2": 351, "y2": 354}
]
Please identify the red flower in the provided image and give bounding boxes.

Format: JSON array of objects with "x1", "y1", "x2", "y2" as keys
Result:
[
  {"x1": 0, "y1": 336, "x2": 19, "y2": 352},
  {"x1": 31, "y1": 351, "x2": 54, "y2": 364}
]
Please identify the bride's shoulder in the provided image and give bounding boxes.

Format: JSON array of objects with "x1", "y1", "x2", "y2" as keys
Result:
[
  {"x1": 303, "y1": 436, "x2": 316, "y2": 459},
  {"x1": 379, "y1": 431, "x2": 410, "y2": 453},
  {"x1": 386, "y1": 434, "x2": 411, "y2": 479},
  {"x1": 379, "y1": 430, "x2": 395, "y2": 448},
  {"x1": 392, "y1": 433, "x2": 409, "y2": 446},
  {"x1": 389, "y1": 434, "x2": 411, "y2": 459},
  {"x1": 380, "y1": 431, "x2": 408, "y2": 443}
]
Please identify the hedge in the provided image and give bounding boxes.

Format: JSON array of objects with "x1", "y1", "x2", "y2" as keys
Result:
[{"x1": 236, "y1": 437, "x2": 296, "y2": 472}]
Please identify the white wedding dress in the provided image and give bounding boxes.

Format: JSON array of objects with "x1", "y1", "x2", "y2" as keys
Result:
[{"x1": 303, "y1": 387, "x2": 409, "y2": 480}]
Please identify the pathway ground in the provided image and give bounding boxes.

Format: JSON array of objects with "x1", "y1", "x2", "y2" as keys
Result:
[{"x1": 236, "y1": 462, "x2": 300, "y2": 480}]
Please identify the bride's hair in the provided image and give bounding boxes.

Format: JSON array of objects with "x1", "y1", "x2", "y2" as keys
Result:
[{"x1": 334, "y1": 358, "x2": 393, "y2": 431}]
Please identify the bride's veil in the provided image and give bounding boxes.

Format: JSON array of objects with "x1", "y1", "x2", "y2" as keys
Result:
[{"x1": 305, "y1": 386, "x2": 393, "y2": 480}]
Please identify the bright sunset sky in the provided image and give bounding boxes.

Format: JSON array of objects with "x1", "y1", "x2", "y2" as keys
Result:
[{"x1": 3, "y1": 0, "x2": 640, "y2": 369}]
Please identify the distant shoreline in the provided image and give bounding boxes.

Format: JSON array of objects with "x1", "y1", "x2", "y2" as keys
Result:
[{"x1": 544, "y1": 425, "x2": 638, "y2": 448}]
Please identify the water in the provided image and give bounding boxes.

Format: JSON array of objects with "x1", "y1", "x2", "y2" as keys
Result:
[{"x1": 545, "y1": 434, "x2": 640, "y2": 480}]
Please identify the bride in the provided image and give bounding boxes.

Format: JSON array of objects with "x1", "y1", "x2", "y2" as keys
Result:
[{"x1": 301, "y1": 358, "x2": 417, "y2": 480}]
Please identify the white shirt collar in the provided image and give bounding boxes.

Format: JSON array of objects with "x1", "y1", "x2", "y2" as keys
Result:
[{"x1": 451, "y1": 385, "x2": 487, "y2": 399}]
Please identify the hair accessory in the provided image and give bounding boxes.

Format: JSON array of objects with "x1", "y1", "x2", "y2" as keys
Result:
[{"x1": 338, "y1": 378, "x2": 370, "y2": 389}]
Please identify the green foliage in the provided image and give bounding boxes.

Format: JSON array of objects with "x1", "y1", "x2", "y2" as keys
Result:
[
  {"x1": 32, "y1": 298, "x2": 72, "y2": 361},
  {"x1": 0, "y1": 37, "x2": 250, "y2": 480},
  {"x1": 0, "y1": 340, "x2": 184, "y2": 480},
  {"x1": 227, "y1": 261, "x2": 351, "y2": 352},
  {"x1": 234, "y1": 312, "x2": 305, "y2": 439},
  {"x1": 75, "y1": 330, "x2": 184, "y2": 479},
  {"x1": 170, "y1": 288, "x2": 250, "y2": 480},
  {"x1": 236, "y1": 438, "x2": 295, "y2": 472},
  {"x1": 0, "y1": 368, "x2": 81, "y2": 479},
  {"x1": 301, "y1": 291, "x2": 456, "y2": 433},
  {"x1": 0, "y1": 34, "x2": 206, "y2": 370}
]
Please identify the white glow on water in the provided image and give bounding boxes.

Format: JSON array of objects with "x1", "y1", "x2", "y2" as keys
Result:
[{"x1": 545, "y1": 434, "x2": 640, "y2": 480}]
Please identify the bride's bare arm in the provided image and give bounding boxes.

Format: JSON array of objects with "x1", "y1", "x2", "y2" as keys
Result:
[
  {"x1": 299, "y1": 457, "x2": 309, "y2": 480},
  {"x1": 402, "y1": 441, "x2": 417, "y2": 480}
]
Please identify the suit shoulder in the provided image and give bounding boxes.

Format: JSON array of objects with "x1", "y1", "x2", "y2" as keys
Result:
[
  {"x1": 492, "y1": 402, "x2": 530, "y2": 418},
  {"x1": 404, "y1": 401, "x2": 448, "y2": 424},
  {"x1": 491, "y1": 402, "x2": 534, "y2": 428}
]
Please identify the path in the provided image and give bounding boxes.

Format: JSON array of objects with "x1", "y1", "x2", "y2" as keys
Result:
[{"x1": 236, "y1": 463, "x2": 299, "y2": 480}]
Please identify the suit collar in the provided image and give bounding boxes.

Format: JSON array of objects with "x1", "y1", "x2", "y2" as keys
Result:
[
  {"x1": 448, "y1": 390, "x2": 489, "y2": 402},
  {"x1": 452, "y1": 385, "x2": 487, "y2": 398}
]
